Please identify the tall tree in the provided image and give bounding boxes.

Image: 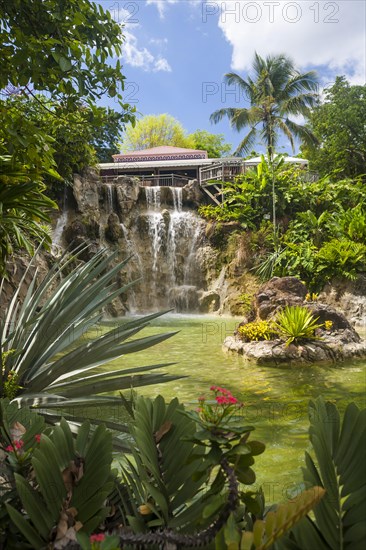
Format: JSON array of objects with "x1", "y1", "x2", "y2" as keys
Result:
[
  {"x1": 301, "y1": 77, "x2": 366, "y2": 179},
  {"x1": 120, "y1": 114, "x2": 193, "y2": 151},
  {"x1": 210, "y1": 52, "x2": 319, "y2": 159},
  {"x1": 189, "y1": 129, "x2": 231, "y2": 158},
  {"x1": 0, "y1": 0, "x2": 134, "y2": 271}
]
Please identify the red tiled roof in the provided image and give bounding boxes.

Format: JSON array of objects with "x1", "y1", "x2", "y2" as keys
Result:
[{"x1": 112, "y1": 146, "x2": 208, "y2": 162}]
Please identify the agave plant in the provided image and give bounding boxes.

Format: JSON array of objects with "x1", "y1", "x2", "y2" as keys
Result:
[
  {"x1": 274, "y1": 305, "x2": 323, "y2": 346},
  {"x1": 0, "y1": 247, "x2": 180, "y2": 443}
]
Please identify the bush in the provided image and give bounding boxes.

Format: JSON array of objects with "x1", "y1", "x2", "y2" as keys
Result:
[
  {"x1": 237, "y1": 320, "x2": 277, "y2": 342},
  {"x1": 274, "y1": 305, "x2": 323, "y2": 346}
]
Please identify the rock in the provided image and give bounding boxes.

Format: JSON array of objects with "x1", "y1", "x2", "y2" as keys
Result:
[
  {"x1": 319, "y1": 276, "x2": 366, "y2": 327},
  {"x1": 73, "y1": 168, "x2": 100, "y2": 214},
  {"x1": 256, "y1": 277, "x2": 307, "y2": 320},
  {"x1": 223, "y1": 335, "x2": 366, "y2": 366},
  {"x1": 307, "y1": 303, "x2": 358, "y2": 336},
  {"x1": 115, "y1": 176, "x2": 141, "y2": 215},
  {"x1": 199, "y1": 290, "x2": 221, "y2": 313},
  {"x1": 182, "y1": 179, "x2": 204, "y2": 206},
  {"x1": 106, "y1": 213, "x2": 122, "y2": 242}
]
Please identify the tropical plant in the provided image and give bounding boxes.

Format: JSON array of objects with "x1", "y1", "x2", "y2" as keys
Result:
[
  {"x1": 0, "y1": 248, "x2": 179, "y2": 443},
  {"x1": 240, "y1": 487, "x2": 325, "y2": 550},
  {"x1": 116, "y1": 389, "x2": 265, "y2": 547},
  {"x1": 210, "y1": 52, "x2": 319, "y2": 159},
  {"x1": 1, "y1": 399, "x2": 115, "y2": 548},
  {"x1": 278, "y1": 396, "x2": 366, "y2": 549},
  {"x1": 274, "y1": 305, "x2": 323, "y2": 346},
  {"x1": 316, "y1": 239, "x2": 366, "y2": 283},
  {"x1": 0, "y1": 155, "x2": 58, "y2": 274},
  {"x1": 237, "y1": 320, "x2": 277, "y2": 342}
]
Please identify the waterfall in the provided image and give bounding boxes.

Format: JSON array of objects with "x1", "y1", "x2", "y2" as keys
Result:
[
  {"x1": 106, "y1": 184, "x2": 115, "y2": 213},
  {"x1": 121, "y1": 185, "x2": 204, "y2": 313},
  {"x1": 52, "y1": 188, "x2": 69, "y2": 255}
]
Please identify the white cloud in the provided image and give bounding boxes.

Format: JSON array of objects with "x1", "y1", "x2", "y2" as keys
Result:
[
  {"x1": 146, "y1": 0, "x2": 178, "y2": 18},
  {"x1": 154, "y1": 57, "x2": 172, "y2": 72},
  {"x1": 216, "y1": 1, "x2": 366, "y2": 85},
  {"x1": 123, "y1": 31, "x2": 172, "y2": 72}
]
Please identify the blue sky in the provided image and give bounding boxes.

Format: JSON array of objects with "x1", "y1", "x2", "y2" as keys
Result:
[{"x1": 98, "y1": 0, "x2": 366, "y2": 156}]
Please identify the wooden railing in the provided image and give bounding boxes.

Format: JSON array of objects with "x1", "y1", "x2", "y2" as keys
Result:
[
  {"x1": 199, "y1": 162, "x2": 246, "y2": 185},
  {"x1": 100, "y1": 173, "x2": 190, "y2": 187}
]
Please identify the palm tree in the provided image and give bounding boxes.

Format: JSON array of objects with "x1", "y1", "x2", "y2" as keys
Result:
[
  {"x1": 210, "y1": 52, "x2": 319, "y2": 160},
  {"x1": 210, "y1": 52, "x2": 319, "y2": 242}
]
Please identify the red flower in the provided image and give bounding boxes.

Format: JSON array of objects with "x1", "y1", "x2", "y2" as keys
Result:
[
  {"x1": 90, "y1": 533, "x2": 106, "y2": 542},
  {"x1": 14, "y1": 440, "x2": 24, "y2": 450},
  {"x1": 5, "y1": 445, "x2": 13, "y2": 452},
  {"x1": 228, "y1": 396, "x2": 238, "y2": 404},
  {"x1": 210, "y1": 385, "x2": 218, "y2": 391},
  {"x1": 35, "y1": 434, "x2": 41, "y2": 443},
  {"x1": 198, "y1": 395, "x2": 205, "y2": 402}
]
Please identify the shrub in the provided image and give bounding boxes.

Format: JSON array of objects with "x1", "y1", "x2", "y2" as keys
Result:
[
  {"x1": 237, "y1": 320, "x2": 277, "y2": 342},
  {"x1": 274, "y1": 305, "x2": 323, "y2": 346}
]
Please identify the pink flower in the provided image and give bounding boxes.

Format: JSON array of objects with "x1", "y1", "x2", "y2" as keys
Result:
[
  {"x1": 210, "y1": 385, "x2": 218, "y2": 391},
  {"x1": 35, "y1": 434, "x2": 41, "y2": 443},
  {"x1": 228, "y1": 396, "x2": 238, "y2": 404},
  {"x1": 216, "y1": 396, "x2": 230, "y2": 405},
  {"x1": 5, "y1": 440, "x2": 24, "y2": 452},
  {"x1": 198, "y1": 395, "x2": 205, "y2": 402},
  {"x1": 196, "y1": 407, "x2": 203, "y2": 413},
  {"x1": 90, "y1": 533, "x2": 106, "y2": 543}
]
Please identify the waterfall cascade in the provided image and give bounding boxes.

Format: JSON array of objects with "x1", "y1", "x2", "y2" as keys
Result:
[
  {"x1": 52, "y1": 188, "x2": 69, "y2": 255},
  {"x1": 119, "y1": 186, "x2": 205, "y2": 313}
]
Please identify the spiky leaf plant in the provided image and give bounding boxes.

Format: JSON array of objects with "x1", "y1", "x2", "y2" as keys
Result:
[
  {"x1": 277, "y1": 397, "x2": 366, "y2": 550},
  {"x1": 3, "y1": 404, "x2": 114, "y2": 549},
  {"x1": 0, "y1": 248, "x2": 180, "y2": 443},
  {"x1": 274, "y1": 305, "x2": 323, "y2": 346},
  {"x1": 240, "y1": 487, "x2": 325, "y2": 550},
  {"x1": 116, "y1": 394, "x2": 263, "y2": 548}
]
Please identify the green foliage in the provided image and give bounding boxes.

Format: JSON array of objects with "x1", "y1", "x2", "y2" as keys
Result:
[
  {"x1": 302, "y1": 77, "x2": 366, "y2": 179},
  {"x1": 189, "y1": 129, "x2": 232, "y2": 158},
  {"x1": 240, "y1": 487, "x2": 325, "y2": 549},
  {"x1": 120, "y1": 114, "x2": 193, "y2": 152},
  {"x1": 1, "y1": 400, "x2": 114, "y2": 548},
  {"x1": 274, "y1": 306, "x2": 323, "y2": 346},
  {"x1": 0, "y1": 249, "x2": 179, "y2": 441},
  {"x1": 0, "y1": 0, "x2": 131, "y2": 109},
  {"x1": 237, "y1": 321, "x2": 277, "y2": 342},
  {"x1": 316, "y1": 239, "x2": 366, "y2": 282},
  {"x1": 210, "y1": 52, "x2": 318, "y2": 157},
  {"x1": 278, "y1": 397, "x2": 366, "y2": 549},
  {"x1": 0, "y1": 155, "x2": 57, "y2": 273},
  {"x1": 118, "y1": 390, "x2": 265, "y2": 545}
]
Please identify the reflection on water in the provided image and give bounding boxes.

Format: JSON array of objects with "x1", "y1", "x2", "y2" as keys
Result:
[{"x1": 90, "y1": 314, "x2": 366, "y2": 503}]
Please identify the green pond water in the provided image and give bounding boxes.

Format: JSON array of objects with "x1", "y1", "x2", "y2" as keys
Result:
[{"x1": 90, "y1": 314, "x2": 366, "y2": 504}]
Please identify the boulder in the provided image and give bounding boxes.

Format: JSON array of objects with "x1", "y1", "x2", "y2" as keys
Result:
[
  {"x1": 223, "y1": 335, "x2": 366, "y2": 366},
  {"x1": 256, "y1": 277, "x2": 307, "y2": 320},
  {"x1": 199, "y1": 290, "x2": 221, "y2": 313},
  {"x1": 182, "y1": 179, "x2": 204, "y2": 206},
  {"x1": 73, "y1": 168, "x2": 100, "y2": 215},
  {"x1": 115, "y1": 176, "x2": 141, "y2": 214},
  {"x1": 106, "y1": 213, "x2": 122, "y2": 242}
]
